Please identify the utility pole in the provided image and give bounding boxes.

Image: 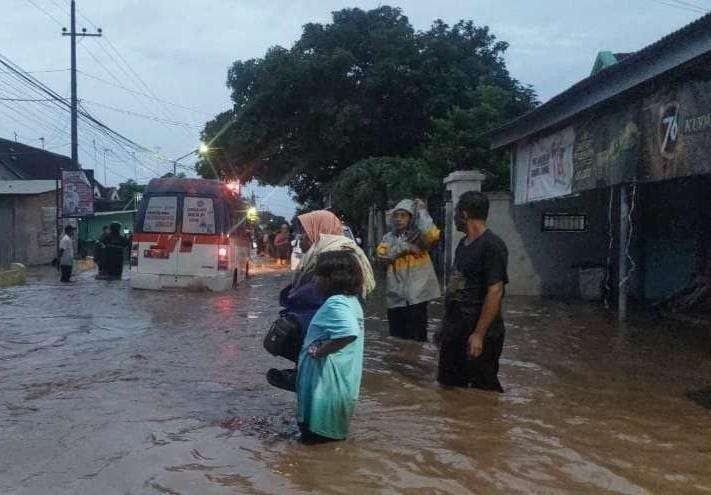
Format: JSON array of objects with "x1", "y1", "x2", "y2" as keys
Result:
[
  {"x1": 62, "y1": 0, "x2": 101, "y2": 168},
  {"x1": 103, "y1": 148, "x2": 109, "y2": 185}
]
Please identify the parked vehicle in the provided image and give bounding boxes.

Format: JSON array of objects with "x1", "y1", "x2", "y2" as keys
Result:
[{"x1": 130, "y1": 178, "x2": 251, "y2": 291}]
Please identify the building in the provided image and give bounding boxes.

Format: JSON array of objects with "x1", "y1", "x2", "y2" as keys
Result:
[
  {"x1": 488, "y1": 13, "x2": 711, "y2": 318},
  {"x1": 0, "y1": 138, "x2": 78, "y2": 266}
]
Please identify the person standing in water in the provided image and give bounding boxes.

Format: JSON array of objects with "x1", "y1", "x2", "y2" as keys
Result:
[
  {"x1": 297, "y1": 250, "x2": 365, "y2": 443},
  {"x1": 437, "y1": 191, "x2": 508, "y2": 392},
  {"x1": 274, "y1": 223, "x2": 292, "y2": 266},
  {"x1": 377, "y1": 199, "x2": 441, "y2": 342},
  {"x1": 266, "y1": 210, "x2": 375, "y2": 392},
  {"x1": 58, "y1": 225, "x2": 76, "y2": 283},
  {"x1": 103, "y1": 222, "x2": 129, "y2": 280}
]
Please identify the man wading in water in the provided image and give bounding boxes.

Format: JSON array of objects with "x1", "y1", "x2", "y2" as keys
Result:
[{"x1": 437, "y1": 191, "x2": 508, "y2": 392}]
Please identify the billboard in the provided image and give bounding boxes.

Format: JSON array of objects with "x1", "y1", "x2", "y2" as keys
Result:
[
  {"x1": 61, "y1": 170, "x2": 94, "y2": 218},
  {"x1": 514, "y1": 126, "x2": 575, "y2": 204},
  {"x1": 572, "y1": 105, "x2": 640, "y2": 192},
  {"x1": 640, "y1": 78, "x2": 711, "y2": 181}
]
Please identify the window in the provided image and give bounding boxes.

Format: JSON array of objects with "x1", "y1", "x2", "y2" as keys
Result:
[
  {"x1": 143, "y1": 196, "x2": 178, "y2": 233},
  {"x1": 183, "y1": 197, "x2": 215, "y2": 234},
  {"x1": 542, "y1": 213, "x2": 587, "y2": 232}
]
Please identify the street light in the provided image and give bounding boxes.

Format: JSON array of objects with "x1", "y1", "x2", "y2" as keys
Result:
[{"x1": 171, "y1": 144, "x2": 206, "y2": 175}]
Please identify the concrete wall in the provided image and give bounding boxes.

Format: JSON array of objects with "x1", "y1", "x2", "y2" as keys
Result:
[
  {"x1": 0, "y1": 192, "x2": 60, "y2": 266},
  {"x1": 487, "y1": 190, "x2": 613, "y2": 297}
]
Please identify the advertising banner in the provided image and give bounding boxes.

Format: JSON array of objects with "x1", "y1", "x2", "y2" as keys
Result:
[
  {"x1": 572, "y1": 106, "x2": 640, "y2": 192},
  {"x1": 640, "y1": 78, "x2": 711, "y2": 181},
  {"x1": 61, "y1": 170, "x2": 94, "y2": 218},
  {"x1": 514, "y1": 126, "x2": 575, "y2": 204}
]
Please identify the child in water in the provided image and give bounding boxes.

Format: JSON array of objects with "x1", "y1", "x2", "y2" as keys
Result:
[{"x1": 296, "y1": 250, "x2": 365, "y2": 443}]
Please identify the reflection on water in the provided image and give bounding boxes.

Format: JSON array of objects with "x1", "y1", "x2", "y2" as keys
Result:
[{"x1": 0, "y1": 269, "x2": 710, "y2": 494}]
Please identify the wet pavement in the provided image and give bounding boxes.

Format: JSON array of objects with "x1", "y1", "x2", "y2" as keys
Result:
[{"x1": 1, "y1": 267, "x2": 710, "y2": 494}]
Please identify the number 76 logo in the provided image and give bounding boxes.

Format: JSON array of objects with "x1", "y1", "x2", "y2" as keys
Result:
[{"x1": 659, "y1": 102, "x2": 680, "y2": 158}]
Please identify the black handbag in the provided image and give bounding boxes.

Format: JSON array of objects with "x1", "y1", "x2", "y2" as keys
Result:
[{"x1": 263, "y1": 314, "x2": 301, "y2": 363}]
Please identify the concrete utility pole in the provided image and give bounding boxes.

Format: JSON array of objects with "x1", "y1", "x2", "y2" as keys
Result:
[{"x1": 62, "y1": 0, "x2": 102, "y2": 168}]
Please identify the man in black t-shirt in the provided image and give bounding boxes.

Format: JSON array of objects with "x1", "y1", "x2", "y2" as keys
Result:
[{"x1": 437, "y1": 191, "x2": 508, "y2": 392}]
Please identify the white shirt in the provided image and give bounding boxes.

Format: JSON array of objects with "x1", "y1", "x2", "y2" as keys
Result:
[{"x1": 59, "y1": 234, "x2": 74, "y2": 266}]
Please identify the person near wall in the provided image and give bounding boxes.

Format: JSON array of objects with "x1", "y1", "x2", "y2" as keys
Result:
[
  {"x1": 267, "y1": 209, "x2": 375, "y2": 392},
  {"x1": 377, "y1": 199, "x2": 441, "y2": 342},
  {"x1": 296, "y1": 250, "x2": 366, "y2": 443},
  {"x1": 103, "y1": 222, "x2": 129, "y2": 280},
  {"x1": 58, "y1": 225, "x2": 76, "y2": 283},
  {"x1": 437, "y1": 191, "x2": 509, "y2": 392},
  {"x1": 95, "y1": 225, "x2": 110, "y2": 279}
]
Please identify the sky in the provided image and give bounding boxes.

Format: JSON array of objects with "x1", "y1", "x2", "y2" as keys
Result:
[{"x1": 2, "y1": 0, "x2": 707, "y2": 217}]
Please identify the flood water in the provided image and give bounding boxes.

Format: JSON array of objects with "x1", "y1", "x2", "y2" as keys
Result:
[{"x1": 1, "y1": 268, "x2": 710, "y2": 494}]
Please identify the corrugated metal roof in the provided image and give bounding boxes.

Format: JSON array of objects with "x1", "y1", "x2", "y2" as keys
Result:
[
  {"x1": 0, "y1": 180, "x2": 58, "y2": 195},
  {"x1": 491, "y1": 12, "x2": 711, "y2": 149},
  {"x1": 0, "y1": 138, "x2": 77, "y2": 179}
]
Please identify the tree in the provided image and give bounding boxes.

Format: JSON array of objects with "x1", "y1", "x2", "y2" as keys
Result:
[
  {"x1": 422, "y1": 84, "x2": 534, "y2": 190},
  {"x1": 330, "y1": 157, "x2": 439, "y2": 225},
  {"x1": 200, "y1": 6, "x2": 537, "y2": 208},
  {"x1": 117, "y1": 179, "x2": 145, "y2": 203},
  {"x1": 195, "y1": 110, "x2": 235, "y2": 179}
]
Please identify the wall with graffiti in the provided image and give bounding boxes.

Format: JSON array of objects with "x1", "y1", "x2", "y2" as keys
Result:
[{"x1": 513, "y1": 76, "x2": 711, "y2": 204}]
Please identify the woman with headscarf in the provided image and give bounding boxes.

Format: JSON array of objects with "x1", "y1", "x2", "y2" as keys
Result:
[{"x1": 267, "y1": 209, "x2": 375, "y2": 392}]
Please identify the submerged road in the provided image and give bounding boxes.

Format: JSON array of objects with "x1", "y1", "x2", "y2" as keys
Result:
[{"x1": 1, "y1": 267, "x2": 710, "y2": 494}]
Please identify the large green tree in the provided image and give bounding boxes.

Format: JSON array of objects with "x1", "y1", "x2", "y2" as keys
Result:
[
  {"x1": 200, "y1": 6, "x2": 536, "y2": 210},
  {"x1": 331, "y1": 157, "x2": 439, "y2": 224},
  {"x1": 117, "y1": 179, "x2": 145, "y2": 203}
]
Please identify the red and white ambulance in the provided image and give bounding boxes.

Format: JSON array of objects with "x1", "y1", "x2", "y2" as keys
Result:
[{"x1": 130, "y1": 178, "x2": 251, "y2": 291}]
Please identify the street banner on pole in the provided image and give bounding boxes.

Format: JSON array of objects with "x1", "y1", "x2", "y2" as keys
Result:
[{"x1": 62, "y1": 170, "x2": 94, "y2": 217}]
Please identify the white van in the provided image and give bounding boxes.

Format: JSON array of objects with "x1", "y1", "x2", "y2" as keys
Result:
[{"x1": 130, "y1": 178, "x2": 251, "y2": 291}]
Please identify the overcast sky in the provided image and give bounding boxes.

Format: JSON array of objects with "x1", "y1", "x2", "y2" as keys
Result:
[{"x1": 2, "y1": 0, "x2": 707, "y2": 217}]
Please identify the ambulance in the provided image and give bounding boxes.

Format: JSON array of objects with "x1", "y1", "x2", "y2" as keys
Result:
[{"x1": 130, "y1": 178, "x2": 251, "y2": 291}]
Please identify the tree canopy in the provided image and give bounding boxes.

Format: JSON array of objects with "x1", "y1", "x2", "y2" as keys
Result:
[
  {"x1": 199, "y1": 6, "x2": 536, "y2": 220},
  {"x1": 117, "y1": 180, "x2": 145, "y2": 203}
]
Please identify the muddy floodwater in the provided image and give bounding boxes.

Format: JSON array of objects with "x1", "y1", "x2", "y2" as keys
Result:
[{"x1": 1, "y1": 268, "x2": 710, "y2": 494}]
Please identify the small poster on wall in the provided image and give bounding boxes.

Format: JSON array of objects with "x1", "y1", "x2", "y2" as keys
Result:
[
  {"x1": 61, "y1": 170, "x2": 94, "y2": 217},
  {"x1": 514, "y1": 126, "x2": 575, "y2": 204}
]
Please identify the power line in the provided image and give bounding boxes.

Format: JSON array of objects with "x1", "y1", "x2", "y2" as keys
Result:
[
  {"x1": 29, "y1": 0, "x2": 197, "y2": 151},
  {"x1": 0, "y1": 97, "x2": 63, "y2": 102},
  {"x1": 0, "y1": 51, "x2": 163, "y2": 174},
  {"x1": 22, "y1": 0, "x2": 64, "y2": 26},
  {"x1": 667, "y1": 0, "x2": 709, "y2": 12},
  {"x1": 0, "y1": 69, "x2": 69, "y2": 75},
  {"x1": 0, "y1": 68, "x2": 164, "y2": 182},
  {"x1": 73, "y1": 4, "x2": 197, "y2": 141},
  {"x1": 649, "y1": 0, "x2": 707, "y2": 13},
  {"x1": 81, "y1": 99, "x2": 202, "y2": 128},
  {"x1": 76, "y1": 69, "x2": 211, "y2": 116}
]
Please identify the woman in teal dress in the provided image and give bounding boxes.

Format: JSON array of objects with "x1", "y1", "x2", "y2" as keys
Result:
[{"x1": 297, "y1": 250, "x2": 365, "y2": 443}]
